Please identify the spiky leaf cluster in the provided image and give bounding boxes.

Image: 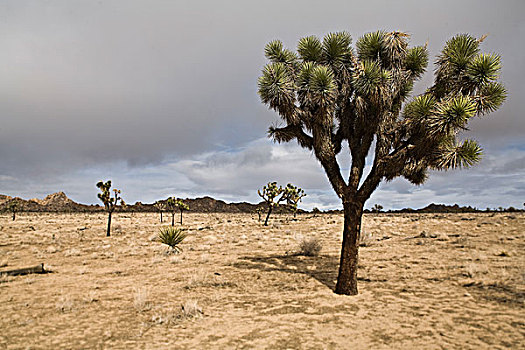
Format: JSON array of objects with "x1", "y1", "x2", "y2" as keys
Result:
[
  {"x1": 158, "y1": 226, "x2": 186, "y2": 253},
  {"x1": 166, "y1": 197, "x2": 189, "y2": 212},
  {"x1": 154, "y1": 201, "x2": 166, "y2": 212},
  {"x1": 283, "y1": 184, "x2": 306, "y2": 212},
  {"x1": 258, "y1": 31, "x2": 506, "y2": 202},
  {"x1": 258, "y1": 182, "x2": 284, "y2": 208},
  {"x1": 96, "y1": 180, "x2": 123, "y2": 213}
]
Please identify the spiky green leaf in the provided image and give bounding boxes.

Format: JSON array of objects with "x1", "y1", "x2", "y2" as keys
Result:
[
  {"x1": 297, "y1": 36, "x2": 323, "y2": 62},
  {"x1": 356, "y1": 30, "x2": 386, "y2": 62},
  {"x1": 467, "y1": 53, "x2": 501, "y2": 86},
  {"x1": 428, "y1": 96, "x2": 476, "y2": 134},
  {"x1": 404, "y1": 46, "x2": 428, "y2": 78},
  {"x1": 475, "y1": 81, "x2": 507, "y2": 114},
  {"x1": 434, "y1": 138, "x2": 483, "y2": 169}
]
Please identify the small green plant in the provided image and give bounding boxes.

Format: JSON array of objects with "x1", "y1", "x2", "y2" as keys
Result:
[
  {"x1": 96, "y1": 180, "x2": 124, "y2": 237},
  {"x1": 158, "y1": 226, "x2": 186, "y2": 253}
]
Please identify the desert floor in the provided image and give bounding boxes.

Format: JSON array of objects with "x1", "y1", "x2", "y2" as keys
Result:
[{"x1": 0, "y1": 212, "x2": 523, "y2": 349}]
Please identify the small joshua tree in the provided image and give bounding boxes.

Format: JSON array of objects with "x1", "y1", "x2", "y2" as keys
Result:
[
  {"x1": 166, "y1": 197, "x2": 189, "y2": 226},
  {"x1": 96, "y1": 180, "x2": 124, "y2": 237},
  {"x1": 5, "y1": 199, "x2": 22, "y2": 221},
  {"x1": 284, "y1": 184, "x2": 307, "y2": 218},
  {"x1": 258, "y1": 182, "x2": 283, "y2": 226},
  {"x1": 256, "y1": 207, "x2": 263, "y2": 222},
  {"x1": 154, "y1": 201, "x2": 166, "y2": 223},
  {"x1": 257, "y1": 181, "x2": 299, "y2": 226},
  {"x1": 175, "y1": 199, "x2": 189, "y2": 225},
  {"x1": 371, "y1": 204, "x2": 384, "y2": 213}
]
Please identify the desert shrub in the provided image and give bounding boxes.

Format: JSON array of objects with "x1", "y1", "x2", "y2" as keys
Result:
[
  {"x1": 159, "y1": 226, "x2": 186, "y2": 253},
  {"x1": 298, "y1": 237, "x2": 322, "y2": 256},
  {"x1": 181, "y1": 300, "x2": 203, "y2": 319},
  {"x1": 133, "y1": 287, "x2": 151, "y2": 312},
  {"x1": 359, "y1": 229, "x2": 374, "y2": 247}
]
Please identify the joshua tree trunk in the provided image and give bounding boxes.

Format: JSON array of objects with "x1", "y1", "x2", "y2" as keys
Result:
[
  {"x1": 12, "y1": 211, "x2": 15, "y2": 221},
  {"x1": 180, "y1": 210, "x2": 183, "y2": 225},
  {"x1": 106, "y1": 211, "x2": 112, "y2": 237},
  {"x1": 171, "y1": 212, "x2": 175, "y2": 226},
  {"x1": 334, "y1": 200, "x2": 364, "y2": 295},
  {"x1": 264, "y1": 206, "x2": 273, "y2": 226},
  {"x1": 160, "y1": 211, "x2": 163, "y2": 223}
]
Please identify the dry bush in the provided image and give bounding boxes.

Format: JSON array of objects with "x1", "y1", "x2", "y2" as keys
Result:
[
  {"x1": 181, "y1": 300, "x2": 203, "y2": 319},
  {"x1": 359, "y1": 229, "x2": 374, "y2": 247},
  {"x1": 133, "y1": 287, "x2": 151, "y2": 312},
  {"x1": 297, "y1": 237, "x2": 322, "y2": 256},
  {"x1": 56, "y1": 294, "x2": 74, "y2": 313}
]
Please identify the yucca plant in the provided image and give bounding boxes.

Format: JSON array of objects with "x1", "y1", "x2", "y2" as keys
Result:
[
  {"x1": 158, "y1": 226, "x2": 186, "y2": 253},
  {"x1": 258, "y1": 31, "x2": 506, "y2": 295}
]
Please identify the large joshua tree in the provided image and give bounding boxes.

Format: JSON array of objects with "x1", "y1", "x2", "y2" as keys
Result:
[{"x1": 258, "y1": 31, "x2": 506, "y2": 295}]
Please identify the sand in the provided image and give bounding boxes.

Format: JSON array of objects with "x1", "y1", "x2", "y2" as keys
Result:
[{"x1": 0, "y1": 212, "x2": 523, "y2": 349}]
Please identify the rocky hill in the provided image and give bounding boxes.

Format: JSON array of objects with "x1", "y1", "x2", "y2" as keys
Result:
[{"x1": 0, "y1": 192, "x2": 297, "y2": 214}]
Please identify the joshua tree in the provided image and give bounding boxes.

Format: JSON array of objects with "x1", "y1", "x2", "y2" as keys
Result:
[
  {"x1": 154, "y1": 201, "x2": 166, "y2": 223},
  {"x1": 96, "y1": 180, "x2": 124, "y2": 237},
  {"x1": 255, "y1": 207, "x2": 263, "y2": 222},
  {"x1": 258, "y1": 31, "x2": 506, "y2": 295},
  {"x1": 284, "y1": 184, "x2": 306, "y2": 218},
  {"x1": 5, "y1": 199, "x2": 22, "y2": 221},
  {"x1": 371, "y1": 204, "x2": 384, "y2": 213},
  {"x1": 175, "y1": 199, "x2": 189, "y2": 225},
  {"x1": 166, "y1": 197, "x2": 189, "y2": 226},
  {"x1": 258, "y1": 181, "x2": 286, "y2": 226}
]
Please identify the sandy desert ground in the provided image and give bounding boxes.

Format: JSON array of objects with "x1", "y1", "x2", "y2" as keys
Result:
[{"x1": 0, "y1": 211, "x2": 523, "y2": 349}]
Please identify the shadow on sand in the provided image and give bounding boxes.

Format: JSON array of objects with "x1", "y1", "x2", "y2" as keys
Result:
[{"x1": 234, "y1": 254, "x2": 340, "y2": 290}]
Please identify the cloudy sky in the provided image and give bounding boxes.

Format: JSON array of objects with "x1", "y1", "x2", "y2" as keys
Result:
[{"x1": 1, "y1": 0, "x2": 524, "y2": 210}]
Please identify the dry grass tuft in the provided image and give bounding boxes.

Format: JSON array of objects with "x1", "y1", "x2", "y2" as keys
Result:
[
  {"x1": 297, "y1": 237, "x2": 322, "y2": 256},
  {"x1": 133, "y1": 287, "x2": 151, "y2": 312},
  {"x1": 359, "y1": 229, "x2": 374, "y2": 247},
  {"x1": 56, "y1": 294, "x2": 74, "y2": 313},
  {"x1": 181, "y1": 300, "x2": 203, "y2": 319}
]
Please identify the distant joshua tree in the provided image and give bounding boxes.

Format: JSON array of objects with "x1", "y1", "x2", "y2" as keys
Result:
[
  {"x1": 166, "y1": 197, "x2": 189, "y2": 226},
  {"x1": 5, "y1": 199, "x2": 23, "y2": 221},
  {"x1": 284, "y1": 184, "x2": 306, "y2": 218},
  {"x1": 255, "y1": 207, "x2": 263, "y2": 222},
  {"x1": 96, "y1": 180, "x2": 124, "y2": 237},
  {"x1": 258, "y1": 182, "x2": 285, "y2": 226},
  {"x1": 154, "y1": 201, "x2": 166, "y2": 223},
  {"x1": 258, "y1": 31, "x2": 506, "y2": 294},
  {"x1": 257, "y1": 182, "x2": 303, "y2": 225},
  {"x1": 371, "y1": 204, "x2": 384, "y2": 213}
]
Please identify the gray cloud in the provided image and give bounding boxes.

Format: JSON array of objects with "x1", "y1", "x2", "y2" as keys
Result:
[{"x1": 1, "y1": 0, "x2": 524, "y2": 210}]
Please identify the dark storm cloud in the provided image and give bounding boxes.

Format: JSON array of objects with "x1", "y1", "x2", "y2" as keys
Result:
[{"x1": 1, "y1": 0, "x2": 524, "y2": 209}]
